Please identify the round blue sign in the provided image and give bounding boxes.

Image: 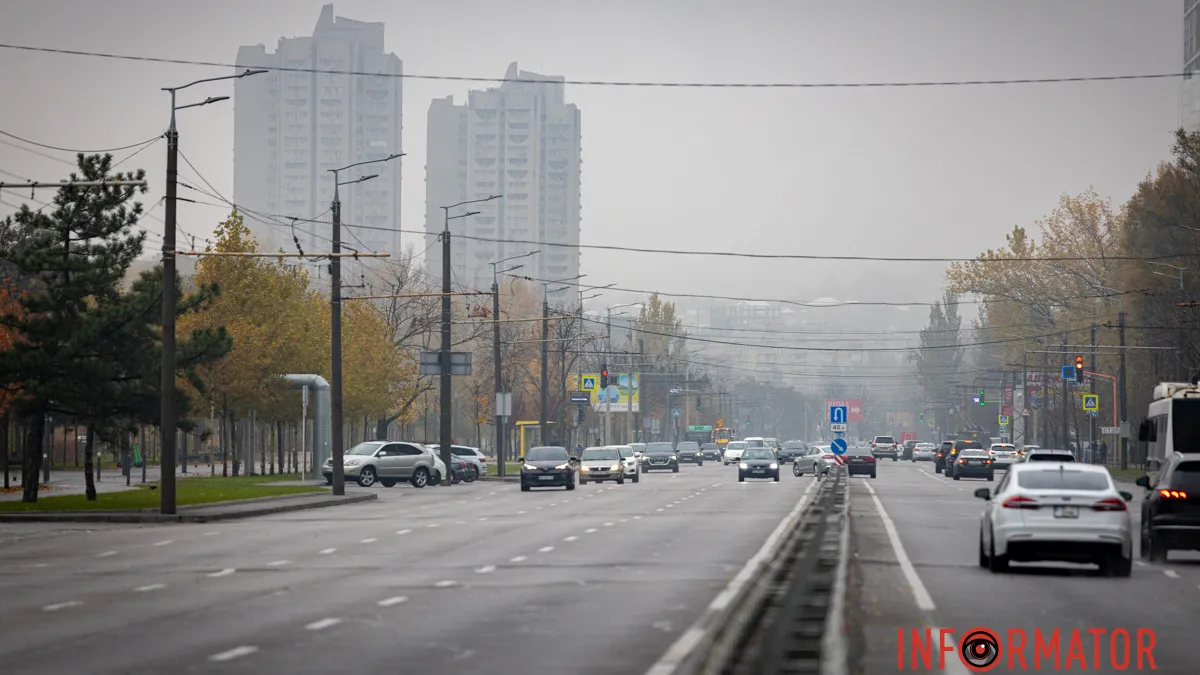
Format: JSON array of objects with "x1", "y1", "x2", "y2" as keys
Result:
[{"x1": 831, "y1": 438, "x2": 848, "y2": 455}]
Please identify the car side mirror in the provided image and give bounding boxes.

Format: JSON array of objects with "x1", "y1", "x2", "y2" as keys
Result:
[
  {"x1": 1119, "y1": 491, "x2": 1133, "y2": 502},
  {"x1": 517, "y1": 456, "x2": 524, "y2": 463},
  {"x1": 1134, "y1": 475, "x2": 1150, "y2": 488},
  {"x1": 973, "y1": 488, "x2": 991, "y2": 501},
  {"x1": 569, "y1": 456, "x2": 579, "y2": 463}
]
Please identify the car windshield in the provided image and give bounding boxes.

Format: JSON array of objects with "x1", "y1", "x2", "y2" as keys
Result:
[
  {"x1": 726, "y1": 442, "x2": 747, "y2": 450},
  {"x1": 346, "y1": 442, "x2": 383, "y2": 456},
  {"x1": 615, "y1": 447, "x2": 634, "y2": 458},
  {"x1": 702, "y1": 443, "x2": 718, "y2": 449},
  {"x1": 746, "y1": 439, "x2": 765, "y2": 448},
  {"x1": 677, "y1": 442, "x2": 700, "y2": 450},
  {"x1": 955, "y1": 441, "x2": 982, "y2": 450},
  {"x1": 526, "y1": 447, "x2": 568, "y2": 462},
  {"x1": 582, "y1": 448, "x2": 619, "y2": 461},
  {"x1": 646, "y1": 443, "x2": 674, "y2": 454},
  {"x1": 1168, "y1": 461, "x2": 1200, "y2": 492},
  {"x1": 874, "y1": 437, "x2": 895, "y2": 444},
  {"x1": 1028, "y1": 452, "x2": 1074, "y2": 462},
  {"x1": 743, "y1": 449, "x2": 776, "y2": 460},
  {"x1": 1016, "y1": 470, "x2": 1109, "y2": 491}
]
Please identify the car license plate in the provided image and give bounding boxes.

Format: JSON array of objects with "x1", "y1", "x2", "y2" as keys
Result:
[
  {"x1": 968, "y1": 460, "x2": 981, "y2": 465},
  {"x1": 1053, "y1": 505, "x2": 1079, "y2": 518},
  {"x1": 753, "y1": 468, "x2": 765, "y2": 473},
  {"x1": 538, "y1": 475, "x2": 555, "y2": 481}
]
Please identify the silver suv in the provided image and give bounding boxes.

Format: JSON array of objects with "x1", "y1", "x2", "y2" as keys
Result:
[{"x1": 323, "y1": 441, "x2": 438, "y2": 488}]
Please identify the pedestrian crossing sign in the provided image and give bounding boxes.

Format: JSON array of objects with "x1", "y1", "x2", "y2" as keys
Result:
[
  {"x1": 581, "y1": 376, "x2": 597, "y2": 392},
  {"x1": 1082, "y1": 394, "x2": 1098, "y2": 411},
  {"x1": 998, "y1": 415, "x2": 1010, "y2": 426}
]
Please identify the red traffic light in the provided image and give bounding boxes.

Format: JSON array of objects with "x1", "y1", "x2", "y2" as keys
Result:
[
  {"x1": 602, "y1": 369, "x2": 609, "y2": 377},
  {"x1": 1075, "y1": 356, "x2": 1084, "y2": 370}
]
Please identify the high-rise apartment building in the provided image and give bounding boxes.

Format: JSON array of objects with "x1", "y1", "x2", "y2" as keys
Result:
[
  {"x1": 233, "y1": 4, "x2": 403, "y2": 262},
  {"x1": 425, "y1": 63, "x2": 582, "y2": 300},
  {"x1": 1184, "y1": 1, "x2": 1200, "y2": 131}
]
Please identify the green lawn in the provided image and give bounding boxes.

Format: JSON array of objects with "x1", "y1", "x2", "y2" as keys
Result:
[{"x1": 0, "y1": 475, "x2": 321, "y2": 512}]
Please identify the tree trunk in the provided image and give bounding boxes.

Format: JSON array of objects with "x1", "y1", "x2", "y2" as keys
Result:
[
  {"x1": 276, "y1": 421, "x2": 284, "y2": 475},
  {"x1": 1, "y1": 410, "x2": 9, "y2": 490},
  {"x1": 230, "y1": 412, "x2": 239, "y2": 477},
  {"x1": 84, "y1": 424, "x2": 97, "y2": 501},
  {"x1": 22, "y1": 409, "x2": 47, "y2": 503}
]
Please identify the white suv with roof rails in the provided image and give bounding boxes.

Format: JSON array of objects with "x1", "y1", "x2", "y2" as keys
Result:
[{"x1": 1021, "y1": 448, "x2": 1076, "y2": 463}]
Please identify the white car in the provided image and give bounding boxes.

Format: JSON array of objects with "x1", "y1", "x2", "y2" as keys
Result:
[
  {"x1": 792, "y1": 445, "x2": 836, "y2": 476},
  {"x1": 976, "y1": 463, "x2": 1133, "y2": 577},
  {"x1": 422, "y1": 446, "x2": 452, "y2": 484},
  {"x1": 607, "y1": 445, "x2": 641, "y2": 483},
  {"x1": 723, "y1": 441, "x2": 749, "y2": 465},
  {"x1": 989, "y1": 443, "x2": 1018, "y2": 467},
  {"x1": 629, "y1": 443, "x2": 647, "y2": 460},
  {"x1": 912, "y1": 443, "x2": 937, "y2": 462}
]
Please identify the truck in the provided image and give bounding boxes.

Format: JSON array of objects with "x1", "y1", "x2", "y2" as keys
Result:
[{"x1": 1138, "y1": 381, "x2": 1200, "y2": 482}]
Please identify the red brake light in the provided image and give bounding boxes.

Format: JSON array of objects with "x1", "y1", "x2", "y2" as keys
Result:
[
  {"x1": 1092, "y1": 497, "x2": 1127, "y2": 511},
  {"x1": 871, "y1": 443, "x2": 876, "y2": 448},
  {"x1": 1002, "y1": 495, "x2": 1039, "y2": 509},
  {"x1": 864, "y1": 456, "x2": 875, "y2": 462},
  {"x1": 1159, "y1": 489, "x2": 1189, "y2": 499}
]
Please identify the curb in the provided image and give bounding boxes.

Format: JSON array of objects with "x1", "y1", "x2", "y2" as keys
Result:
[
  {"x1": 0, "y1": 493, "x2": 377, "y2": 523},
  {"x1": 819, "y1": 478, "x2": 853, "y2": 675},
  {"x1": 479, "y1": 476, "x2": 520, "y2": 483}
]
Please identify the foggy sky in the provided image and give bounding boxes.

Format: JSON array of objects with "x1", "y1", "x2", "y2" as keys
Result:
[{"x1": 0, "y1": 0, "x2": 1182, "y2": 331}]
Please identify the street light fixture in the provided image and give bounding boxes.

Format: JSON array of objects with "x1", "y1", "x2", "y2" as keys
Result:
[{"x1": 160, "y1": 68, "x2": 266, "y2": 515}]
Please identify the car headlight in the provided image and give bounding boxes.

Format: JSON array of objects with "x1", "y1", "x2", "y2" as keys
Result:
[
  {"x1": 672, "y1": 455, "x2": 678, "y2": 461},
  {"x1": 769, "y1": 463, "x2": 778, "y2": 470},
  {"x1": 523, "y1": 463, "x2": 538, "y2": 471},
  {"x1": 580, "y1": 465, "x2": 590, "y2": 472},
  {"x1": 555, "y1": 463, "x2": 570, "y2": 470},
  {"x1": 610, "y1": 463, "x2": 621, "y2": 471},
  {"x1": 739, "y1": 462, "x2": 749, "y2": 470},
  {"x1": 344, "y1": 458, "x2": 362, "y2": 466}
]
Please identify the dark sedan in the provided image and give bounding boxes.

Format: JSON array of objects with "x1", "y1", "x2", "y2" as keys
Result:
[
  {"x1": 738, "y1": 448, "x2": 780, "y2": 482},
  {"x1": 519, "y1": 446, "x2": 576, "y2": 491},
  {"x1": 777, "y1": 441, "x2": 806, "y2": 463},
  {"x1": 700, "y1": 443, "x2": 722, "y2": 461},
  {"x1": 641, "y1": 442, "x2": 679, "y2": 473},
  {"x1": 951, "y1": 448, "x2": 994, "y2": 481},
  {"x1": 844, "y1": 446, "x2": 877, "y2": 479},
  {"x1": 676, "y1": 441, "x2": 704, "y2": 465}
]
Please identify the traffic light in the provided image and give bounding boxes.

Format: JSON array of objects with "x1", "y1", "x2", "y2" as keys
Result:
[
  {"x1": 979, "y1": 390, "x2": 985, "y2": 407},
  {"x1": 600, "y1": 366, "x2": 609, "y2": 389},
  {"x1": 920, "y1": 411, "x2": 925, "y2": 423},
  {"x1": 696, "y1": 396, "x2": 702, "y2": 411},
  {"x1": 1075, "y1": 355, "x2": 1084, "y2": 375}
]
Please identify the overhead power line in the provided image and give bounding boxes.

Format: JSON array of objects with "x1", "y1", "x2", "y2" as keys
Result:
[
  {"x1": 0, "y1": 129, "x2": 161, "y2": 154},
  {"x1": 0, "y1": 43, "x2": 1184, "y2": 89}
]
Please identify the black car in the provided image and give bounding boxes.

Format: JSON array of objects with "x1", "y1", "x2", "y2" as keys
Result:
[
  {"x1": 901, "y1": 440, "x2": 918, "y2": 461},
  {"x1": 738, "y1": 448, "x2": 780, "y2": 482},
  {"x1": 519, "y1": 446, "x2": 576, "y2": 491},
  {"x1": 778, "y1": 441, "x2": 806, "y2": 463},
  {"x1": 676, "y1": 441, "x2": 704, "y2": 465},
  {"x1": 944, "y1": 440, "x2": 982, "y2": 479},
  {"x1": 935, "y1": 441, "x2": 954, "y2": 474},
  {"x1": 641, "y1": 442, "x2": 679, "y2": 473},
  {"x1": 1138, "y1": 453, "x2": 1200, "y2": 562},
  {"x1": 950, "y1": 449, "x2": 994, "y2": 481},
  {"x1": 700, "y1": 443, "x2": 722, "y2": 461},
  {"x1": 844, "y1": 447, "x2": 877, "y2": 478}
]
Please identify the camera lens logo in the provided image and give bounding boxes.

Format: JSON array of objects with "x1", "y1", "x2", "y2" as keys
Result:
[{"x1": 959, "y1": 627, "x2": 1001, "y2": 671}]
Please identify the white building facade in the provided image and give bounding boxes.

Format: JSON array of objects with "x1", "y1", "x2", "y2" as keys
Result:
[
  {"x1": 233, "y1": 4, "x2": 403, "y2": 263},
  {"x1": 425, "y1": 63, "x2": 582, "y2": 299}
]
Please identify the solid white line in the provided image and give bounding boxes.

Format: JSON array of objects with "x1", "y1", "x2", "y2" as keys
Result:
[
  {"x1": 207, "y1": 568, "x2": 235, "y2": 578},
  {"x1": 360, "y1": 538, "x2": 378, "y2": 544},
  {"x1": 864, "y1": 481, "x2": 936, "y2": 611},
  {"x1": 153, "y1": 540, "x2": 174, "y2": 547},
  {"x1": 538, "y1": 546, "x2": 554, "y2": 553},
  {"x1": 475, "y1": 565, "x2": 496, "y2": 574},
  {"x1": 208, "y1": 646, "x2": 258, "y2": 662},
  {"x1": 510, "y1": 556, "x2": 527, "y2": 563},
  {"x1": 42, "y1": 601, "x2": 81, "y2": 611},
  {"x1": 95, "y1": 550, "x2": 117, "y2": 558},
  {"x1": 319, "y1": 548, "x2": 337, "y2": 555},
  {"x1": 377, "y1": 596, "x2": 408, "y2": 607},
  {"x1": 134, "y1": 584, "x2": 166, "y2": 592},
  {"x1": 644, "y1": 479, "x2": 818, "y2": 675},
  {"x1": 305, "y1": 618, "x2": 342, "y2": 631},
  {"x1": 396, "y1": 529, "x2": 411, "y2": 535},
  {"x1": 1165, "y1": 569, "x2": 1180, "y2": 579},
  {"x1": 266, "y1": 560, "x2": 290, "y2": 567}
]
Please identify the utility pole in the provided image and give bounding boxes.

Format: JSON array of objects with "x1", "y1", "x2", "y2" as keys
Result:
[
  {"x1": 1119, "y1": 309, "x2": 1129, "y2": 470},
  {"x1": 1089, "y1": 320, "x2": 1097, "y2": 463},
  {"x1": 492, "y1": 276, "x2": 503, "y2": 473},
  {"x1": 1061, "y1": 333, "x2": 1070, "y2": 450},
  {"x1": 1041, "y1": 346, "x2": 1049, "y2": 448},
  {"x1": 540, "y1": 290, "x2": 550, "y2": 446},
  {"x1": 158, "y1": 69, "x2": 263, "y2": 514}
]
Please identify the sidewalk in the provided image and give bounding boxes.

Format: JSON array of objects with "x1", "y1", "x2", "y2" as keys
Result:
[{"x1": 0, "y1": 491, "x2": 378, "y2": 523}]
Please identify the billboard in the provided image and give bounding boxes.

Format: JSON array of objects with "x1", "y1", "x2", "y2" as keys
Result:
[
  {"x1": 581, "y1": 373, "x2": 640, "y2": 413},
  {"x1": 825, "y1": 398, "x2": 863, "y2": 422}
]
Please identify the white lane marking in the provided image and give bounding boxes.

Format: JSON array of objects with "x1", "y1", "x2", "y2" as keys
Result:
[
  {"x1": 361, "y1": 538, "x2": 378, "y2": 544},
  {"x1": 306, "y1": 618, "x2": 342, "y2": 631},
  {"x1": 434, "y1": 580, "x2": 457, "y2": 588},
  {"x1": 864, "y1": 481, "x2": 936, "y2": 611},
  {"x1": 476, "y1": 565, "x2": 497, "y2": 574},
  {"x1": 666, "y1": 504, "x2": 675, "y2": 508},
  {"x1": 1165, "y1": 569, "x2": 1180, "y2": 579},
  {"x1": 564, "y1": 536, "x2": 578, "y2": 542},
  {"x1": 585, "y1": 528, "x2": 598, "y2": 534},
  {"x1": 95, "y1": 550, "x2": 118, "y2": 558},
  {"x1": 620, "y1": 519, "x2": 628, "y2": 523},
  {"x1": 427, "y1": 523, "x2": 439, "y2": 528},
  {"x1": 510, "y1": 556, "x2": 527, "y2": 563},
  {"x1": 549, "y1": 503, "x2": 557, "y2": 506},
  {"x1": 536, "y1": 506, "x2": 544, "y2": 510},
  {"x1": 204, "y1": 530, "x2": 221, "y2": 536},
  {"x1": 517, "y1": 510, "x2": 527, "y2": 515},
  {"x1": 153, "y1": 540, "x2": 174, "y2": 547},
  {"x1": 266, "y1": 560, "x2": 290, "y2": 567},
  {"x1": 604, "y1": 522, "x2": 615, "y2": 527},
  {"x1": 208, "y1": 568, "x2": 235, "y2": 578},
  {"x1": 208, "y1": 646, "x2": 258, "y2": 662},
  {"x1": 478, "y1": 517, "x2": 489, "y2": 521},
  {"x1": 538, "y1": 546, "x2": 554, "y2": 553},
  {"x1": 31, "y1": 563, "x2": 48, "y2": 568},
  {"x1": 633, "y1": 516, "x2": 642, "y2": 520},
  {"x1": 134, "y1": 584, "x2": 166, "y2": 592},
  {"x1": 42, "y1": 601, "x2": 81, "y2": 611},
  {"x1": 377, "y1": 596, "x2": 408, "y2": 607},
  {"x1": 396, "y1": 529, "x2": 411, "y2": 535},
  {"x1": 319, "y1": 548, "x2": 337, "y2": 555},
  {"x1": 656, "y1": 508, "x2": 664, "y2": 512},
  {"x1": 489, "y1": 491, "x2": 497, "y2": 496},
  {"x1": 644, "y1": 479, "x2": 818, "y2": 675}
]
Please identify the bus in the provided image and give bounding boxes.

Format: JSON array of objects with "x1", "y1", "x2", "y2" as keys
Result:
[
  {"x1": 1140, "y1": 381, "x2": 1200, "y2": 482},
  {"x1": 714, "y1": 426, "x2": 732, "y2": 448}
]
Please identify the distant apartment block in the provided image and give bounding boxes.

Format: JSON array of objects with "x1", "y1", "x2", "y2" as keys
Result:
[
  {"x1": 1184, "y1": 0, "x2": 1200, "y2": 130},
  {"x1": 425, "y1": 63, "x2": 582, "y2": 300},
  {"x1": 233, "y1": 4, "x2": 403, "y2": 266}
]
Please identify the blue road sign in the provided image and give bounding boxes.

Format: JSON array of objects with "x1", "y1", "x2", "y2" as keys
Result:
[
  {"x1": 1061, "y1": 366, "x2": 1076, "y2": 381},
  {"x1": 671, "y1": 408, "x2": 681, "y2": 419},
  {"x1": 830, "y1": 406, "x2": 848, "y2": 424},
  {"x1": 831, "y1": 438, "x2": 848, "y2": 455}
]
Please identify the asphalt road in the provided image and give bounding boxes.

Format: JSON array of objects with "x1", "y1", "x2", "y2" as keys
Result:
[
  {"x1": 852, "y1": 460, "x2": 1200, "y2": 674},
  {"x1": 0, "y1": 463, "x2": 814, "y2": 675}
]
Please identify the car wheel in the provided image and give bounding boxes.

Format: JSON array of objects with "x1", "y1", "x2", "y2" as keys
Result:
[
  {"x1": 988, "y1": 530, "x2": 1008, "y2": 573},
  {"x1": 738, "y1": 474, "x2": 745, "y2": 482},
  {"x1": 469, "y1": 466, "x2": 480, "y2": 482},
  {"x1": 978, "y1": 533, "x2": 989, "y2": 568},
  {"x1": 565, "y1": 477, "x2": 575, "y2": 491},
  {"x1": 632, "y1": 472, "x2": 639, "y2": 483},
  {"x1": 672, "y1": 466, "x2": 679, "y2": 473},
  {"x1": 987, "y1": 473, "x2": 995, "y2": 482},
  {"x1": 698, "y1": 460, "x2": 704, "y2": 467},
  {"x1": 325, "y1": 476, "x2": 333, "y2": 486},
  {"x1": 380, "y1": 478, "x2": 396, "y2": 488},
  {"x1": 579, "y1": 477, "x2": 587, "y2": 485},
  {"x1": 793, "y1": 464, "x2": 803, "y2": 477},
  {"x1": 935, "y1": 465, "x2": 942, "y2": 474},
  {"x1": 617, "y1": 475, "x2": 625, "y2": 485},
  {"x1": 410, "y1": 467, "x2": 429, "y2": 489},
  {"x1": 773, "y1": 474, "x2": 780, "y2": 482},
  {"x1": 1100, "y1": 552, "x2": 1133, "y2": 578},
  {"x1": 1139, "y1": 528, "x2": 1150, "y2": 560},
  {"x1": 520, "y1": 482, "x2": 531, "y2": 492},
  {"x1": 892, "y1": 457, "x2": 897, "y2": 462},
  {"x1": 953, "y1": 473, "x2": 961, "y2": 481},
  {"x1": 869, "y1": 471, "x2": 877, "y2": 479},
  {"x1": 357, "y1": 466, "x2": 377, "y2": 488}
]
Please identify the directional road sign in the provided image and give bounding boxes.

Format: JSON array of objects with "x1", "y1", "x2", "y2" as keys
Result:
[
  {"x1": 1082, "y1": 394, "x2": 1099, "y2": 411},
  {"x1": 671, "y1": 408, "x2": 681, "y2": 419},
  {"x1": 830, "y1": 423, "x2": 848, "y2": 433},
  {"x1": 830, "y1": 406, "x2": 848, "y2": 424},
  {"x1": 1062, "y1": 366, "x2": 1076, "y2": 381},
  {"x1": 831, "y1": 438, "x2": 848, "y2": 455}
]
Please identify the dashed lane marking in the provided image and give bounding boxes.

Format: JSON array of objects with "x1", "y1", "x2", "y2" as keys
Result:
[
  {"x1": 208, "y1": 646, "x2": 258, "y2": 663},
  {"x1": 1165, "y1": 569, "x2": 1180, "y2": 579},
  {"x1": 306, "y1": 618, "x2": 342, "y2": 631},
  {"x1": 266, "y1": 560, "x2": 290, "y2": 567},
  {"x1": 42, "y1": 601, "x2": 81, "y2": 612},
  {"x1": 134, "y1": 584, "x2": 166, "y2": 593},
  {"x1": 434, "y1": 580, "x2": 458, "y2": 588},
  {"x1": 319, "y1": 548, "x2": 337, "y2": 555},
  {"x1": 396, "y1": 529, "x2": 411, "y2": 535},
  {"x1": 475, "y1": 565, "x2": 497, "y2": 574},
  {"x1": 564, "y1": 536, "x2": 578, "y2": 542},
  {"x1": 510, "y1": 556, "x2": 527, "y2": 563},
  {"x1": 538, "y1": 546, "x2": 554, "y2": 553},
  {"x1": 95, "y1": 551, "x2": 118, "y2": 558},
  {"x1": 377, "y1": 596, "x2": 408, "y2": 607},
  {"x1": 153, "y1": 540, "x2": 174, "y2": 547},
  {"x1": 208, "y1": 568, "x2": 235, "y2": 578},
  {"x1": 361, "y1": 538, "x2": 378, "y2": 544},
  {"x1": 585, "y1": 528, "x2": 598, "y2": 534}
]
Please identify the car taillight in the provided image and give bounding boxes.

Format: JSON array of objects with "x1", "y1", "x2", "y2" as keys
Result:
[
  {"x1": 984, "y1": 459, "x2": 991, "y2": 464},
  {"x1": 1002, "y1": 495, "x2": 1039, "y2": 509},
  {"x1": 892, "y1": 444, "x2": 897, "y2": 449},
  {"x1": 1092, "y1": 498, "x2": 1127, "y2": 511},
  {"x1": 1159, "y1": 489, "x2": 1189, "y2": 499},
  {"x1": 864, "y1": 456, "x2": 875, "y2": 462},
  {"x1": 871, "y1": 443, "x2": 876, "y2": 448},
  {"x1": 823, "y1": 454, "x2": 834, "y2": 460},
  {"x1": 958, "y1": 459, "x2": 965, "y2": 464}
]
